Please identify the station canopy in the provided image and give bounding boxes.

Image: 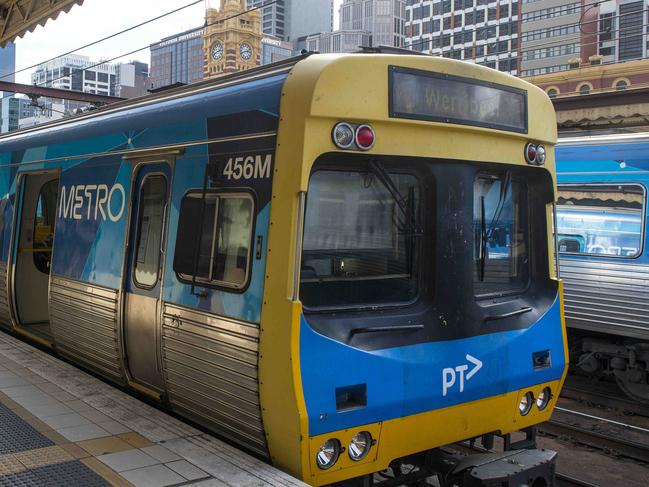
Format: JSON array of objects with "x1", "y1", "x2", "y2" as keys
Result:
[{"x1": 0, "y1": 0, "x2": 83, "y2": 47}]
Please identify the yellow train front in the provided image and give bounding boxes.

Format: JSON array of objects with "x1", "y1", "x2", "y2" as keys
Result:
[{"x1": 259, "y1": 54, "x2": 568, "y2": 486}]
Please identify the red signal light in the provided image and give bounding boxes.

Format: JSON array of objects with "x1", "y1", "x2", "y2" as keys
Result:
[{"x1": 355, "y1": 125, "x2": 375, "y2": 150}]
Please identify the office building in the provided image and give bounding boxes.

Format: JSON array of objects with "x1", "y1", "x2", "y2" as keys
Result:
[
  {"x1": 261, "y1": 36, "x2": 296, "y2": 64},
  {"x1": 31, "y1": 54, "x2": 118, "y2": 96},
  {"x1": 0, "y1": 97, "x2": 37, "y2": 133},
  {"x1": 150, "y1": 28, "x2": 205, "y2": 90},
  {"x1": 594, "y1": 0, "x2": 649, "y2": 64},
  {"x1": 519, "y1": 0, "x2": 582, "y2": 77},
  {"x1": 342, "y1": 0, "x2": 407, "y2": 48},
  {"x1": 305, "y1": 30, "x2": 373, "y2": 53},
  {"x1": 0, "y1": 42, "x2": 16, "y2": 97},
  {"x1": 116, "y1": 61, "x2": 150, "y2": 98},
  {"x1": 247, "y1": 0, "x2": 334, "y2": 42},
  {"x1": 405, "y1": 0, "x2": 520, "y2": 74}
]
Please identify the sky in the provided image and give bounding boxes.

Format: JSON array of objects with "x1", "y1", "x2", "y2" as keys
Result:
[{"x1": 13, "y1": 0, "x2": 344, "y2": 84}]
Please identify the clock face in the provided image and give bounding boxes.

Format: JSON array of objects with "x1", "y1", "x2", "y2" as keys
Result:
[
  {"x1": 239, "y1": 42, "x2": 253, "y2": 61},
  {"x1": 211, "y1": 42, "x2": 223, "y2": 60}
]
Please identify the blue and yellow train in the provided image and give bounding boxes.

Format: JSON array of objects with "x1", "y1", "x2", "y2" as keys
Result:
[{"x1": 0, "y1": 53, "x2": 567, "y2": 485}]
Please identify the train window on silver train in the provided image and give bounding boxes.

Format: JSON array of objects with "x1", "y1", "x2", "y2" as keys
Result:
[
  {"x1": 173, "y1": 192, "x2": 253, "y2": 289},
  {"x1": 300, "y1": 169, "x2": 420, "y2": 309},
  {"x1": 133, "y1": 176, "x2": 167, "y2": 288},
  {"x1": 473, "y1": 174, "x2": 529, "y2": 297},
  {"x1": 556, "y1": 184, "x2": 645, "y2": 258}
]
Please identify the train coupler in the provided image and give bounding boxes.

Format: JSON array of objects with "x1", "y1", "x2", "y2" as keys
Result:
[{"x1": 445, "y1": 448, "x2": 557, "y2": 487}]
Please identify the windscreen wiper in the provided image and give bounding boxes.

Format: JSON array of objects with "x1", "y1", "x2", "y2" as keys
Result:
[
  {"x1": 478, "y1": 195, "x2": 487, "y2": 281},
  {"x1": 368, "y1": 160, "x2": 423, "y2": 237},
  {"x1": 487, "y1": 171, "x2": 512, "y2": 241}
]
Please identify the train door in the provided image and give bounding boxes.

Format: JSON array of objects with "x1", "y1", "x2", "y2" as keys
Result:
[
  {"x1": 123, "y1": 162, "x2": 170, "y2": 392},
  {"x1": 11, "y1": 171, "x2": 60, "y2": 343}
]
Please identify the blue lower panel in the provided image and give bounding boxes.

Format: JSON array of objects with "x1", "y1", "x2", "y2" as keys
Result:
[{"x1": 300, "y1": 296, "x2": 565, "y2": 436}]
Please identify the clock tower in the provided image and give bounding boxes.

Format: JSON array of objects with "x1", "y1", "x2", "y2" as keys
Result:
[{"x1": 203, "y1": 0, "x2": 262, "y2": 78}]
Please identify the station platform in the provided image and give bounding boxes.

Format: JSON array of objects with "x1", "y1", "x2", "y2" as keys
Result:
[{"x1": 0, "y1": 331, "x2": 306, "y2": 487}]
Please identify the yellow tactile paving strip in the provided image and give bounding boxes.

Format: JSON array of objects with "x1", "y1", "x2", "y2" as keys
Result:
[{"x1": 0, "y1": 390, "x2": 136, "y2": 485}]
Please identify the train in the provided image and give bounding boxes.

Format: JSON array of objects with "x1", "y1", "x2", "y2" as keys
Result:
[
  {"x1": 557, "y1": 132, "x2": 649, "y2": 404},
  {"x1": 0, "y1": 52, "x2": 567, "y2": 486}
]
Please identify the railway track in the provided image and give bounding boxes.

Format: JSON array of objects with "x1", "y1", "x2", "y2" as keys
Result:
[
  {"x1": 561, "y1": 378, "x2": 649, "y2": 418},
  {"x1": 539, "y1": 406, "x2": 649, "y2": 464},
  {"x1": 555, "y1": 472, "x2": 601, "y2": 487}
]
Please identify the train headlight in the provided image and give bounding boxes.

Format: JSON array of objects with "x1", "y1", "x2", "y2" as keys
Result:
[
  {"x1": 536, "y1": 387, "x2": 552, "y2": 410},
  {"x1": 519, "y1": 391, "x2": 534, "y2": 416},
  {"x1": 348, "y1": 431, "x2": 372, "y2": 461},
  {"x1": 316, "y1": 439, "x2": 341, "y2": 470},
  {"x1": 332, "y1": 122, "x2": 355, "y2": 149},
  {"x1": 535, "y1": 145, "x2": 546, "y2": 165}
]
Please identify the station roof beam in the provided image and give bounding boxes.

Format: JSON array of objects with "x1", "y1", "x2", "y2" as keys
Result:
[{"x1": 0, "y1": 0, "x2": 84, "y2": 47}]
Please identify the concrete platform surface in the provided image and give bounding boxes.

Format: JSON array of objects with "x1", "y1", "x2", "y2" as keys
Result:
[{"x1": 0, "y1": 331, "x2": 306, "y2": 487}]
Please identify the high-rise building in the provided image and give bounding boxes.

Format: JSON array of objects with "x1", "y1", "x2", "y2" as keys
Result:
[
  {"x1": 116, "y1": 61, "x2": 150, "y2": 98},
  {"x1": 247, "y1": 0, "x2": 334, "y2": 42},
  {"x1": 594, "y1": 0, "x2": 649, "y2": 64},
  {"x1": 204, "y1": 0, "x2": 263, "y2": 77},
  {"x1": 0, "y1": 97, "x2": 38, "y2": 133},
  {"x1": 150, "y1": 28, "x2": 204, "y2": 91},
  {"x1": 0, "y1": 42, "x2": 16, "y2": 98},
  {"x1": 305, "y1": 30, "x2": 373, "y2": 53},
  {"x1": 519, "y1": 0, "x2": 582, "y2": 78},
  {"x1": 31, "y1": 54, "x2": 118, "y2": 96},
  {"x1": 304, "y1": 0, "x2": 405, "y2": 54},
  {"x1": 342, "y1": 0, "x2": 407, "y2": 48},
  {"x1": 405, "y1": 0, "x2": 520, "y2": 75}
]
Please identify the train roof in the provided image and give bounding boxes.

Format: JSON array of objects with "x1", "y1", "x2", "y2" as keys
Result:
[
  {"x1": 0, "y1": 51, "x2": 556, "y2": 159},
  {"x1": 559, "y1": 132, "x2": 649, "y2": 147}
]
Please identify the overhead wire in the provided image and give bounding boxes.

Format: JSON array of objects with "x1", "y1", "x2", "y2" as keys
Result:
[
  {"x1": 0, "y1": 0, "x2": 278, "y2": 115},
  {"x1": 0, "y1": 0, "x2": 204, "y2": 82},
  {"x1": 28, "y1": 0, "x2": 277, "y2": 91}
]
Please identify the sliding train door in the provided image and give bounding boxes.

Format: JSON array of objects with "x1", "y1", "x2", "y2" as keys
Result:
[
  {"x1": 123, "y1": 162, "x2": 170, "y2": 392},
  {"x1": 10, "y1": 171, "x2": 60, "y2": 344}
]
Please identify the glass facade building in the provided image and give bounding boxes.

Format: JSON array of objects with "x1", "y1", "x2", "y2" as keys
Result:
[
  {"x1": 150, "y1": 28, "x2": 205, "y2": 90},
  {"x1": 0, "y1": 42, "x2": 16, "y2": 99}
]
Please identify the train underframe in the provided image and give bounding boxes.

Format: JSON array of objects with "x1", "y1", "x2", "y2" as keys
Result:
[
  {"x1": 336, "y1": 428, "x2": 556, "y2": 487},
  {"x1": 571, "y1": 329, "x2": 649, "y2": 403}
]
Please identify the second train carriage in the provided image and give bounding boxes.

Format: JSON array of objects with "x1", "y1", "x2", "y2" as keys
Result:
[
  {"x1": 0, "y1": 53, "x2": 567, "y2": 486},
  {"x1": 556, "y1": 132, "x2": 649, "y2": 403}
]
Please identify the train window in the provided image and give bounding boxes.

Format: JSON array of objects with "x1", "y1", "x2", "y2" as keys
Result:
[
  {"x1": 556, "y1": 184, "x2": 645, "y2": 258},
  {"x1": 33, "y1": 180, "x2": 58, "y2": 274},
  {"x1": 173, "y1": 192, "x2": 253, "y2": 289},
  {"x1": 473, "y1": 174, "x2": 529, "y2": 297},
  {"x1": 300, "y1": 169, "x2": 420, "y2": 309},
  {"x1": 133, "y1": 176, "x2": 167, "y2": 288}
]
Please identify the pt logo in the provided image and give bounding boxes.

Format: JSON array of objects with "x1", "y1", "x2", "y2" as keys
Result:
[{"x1": 442, "y1": 354, "x2": 483, "y2": 397}]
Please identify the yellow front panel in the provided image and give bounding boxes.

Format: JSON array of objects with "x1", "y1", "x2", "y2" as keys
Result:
[{"x1": 259, "y1": 53, "x2": 562, "y2": 484}]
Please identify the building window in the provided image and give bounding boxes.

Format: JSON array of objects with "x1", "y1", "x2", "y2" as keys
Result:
[
  {"x1": 614, "y1": 79, "x2": 629, "y2": 90},
  {"x1": 546, "y1": 88, "x2": 559, "y2": 98},
  {"x1": 578, "y1": 83, "x2": 591, "y2": 95}
]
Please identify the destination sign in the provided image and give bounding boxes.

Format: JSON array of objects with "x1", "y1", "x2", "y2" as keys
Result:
[{"x1": 389, "y1": 66, "x2": 528, "y2": 133}]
